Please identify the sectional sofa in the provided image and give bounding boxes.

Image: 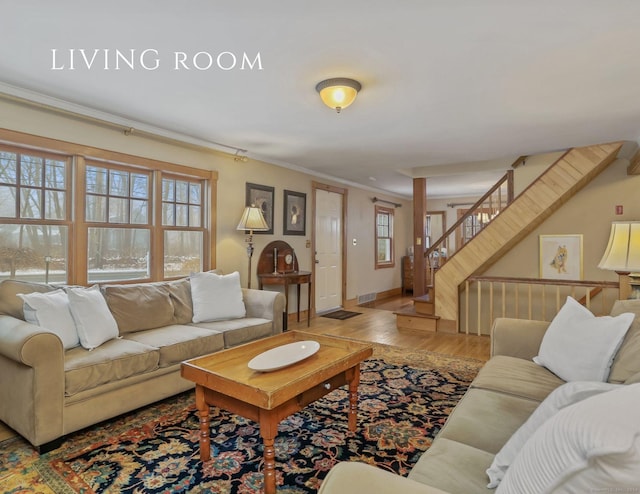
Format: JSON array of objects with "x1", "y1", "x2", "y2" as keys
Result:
[
  {"x1": 0, "y1": 275, "x2": 285, "y2": 452},
  {"x1": 319, "y1": 298, "x2": 640, "y2": 493}
]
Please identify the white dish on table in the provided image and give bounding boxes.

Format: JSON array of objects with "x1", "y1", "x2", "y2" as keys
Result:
[{"x1": 248, "y1": 340, "x2": 320, "y2": 372}]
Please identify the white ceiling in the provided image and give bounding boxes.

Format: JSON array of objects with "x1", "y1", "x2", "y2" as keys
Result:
[{"x1": 2, "y1": 1, "x2": 640, "y2": 199}]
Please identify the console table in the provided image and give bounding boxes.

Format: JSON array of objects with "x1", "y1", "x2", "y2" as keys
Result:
[{"x1": 257, "y1": 241, "x2": 311, "y2": 327}]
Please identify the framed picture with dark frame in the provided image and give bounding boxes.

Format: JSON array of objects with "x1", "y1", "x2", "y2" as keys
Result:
[
  {"x1": 246, "y1": 182, "x2": 274, "y2": 234},
  {"x1": 283, "y1": 189, "x2": 306, "y2": 235}
]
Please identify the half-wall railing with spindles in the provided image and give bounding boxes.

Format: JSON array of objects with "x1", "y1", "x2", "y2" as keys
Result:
[
  {"x1": 462, "y1": 276, "x2": 620, "y2": 335},
  {"x1": 423, "y1": 170, "x2": 514, "y2": 286}
]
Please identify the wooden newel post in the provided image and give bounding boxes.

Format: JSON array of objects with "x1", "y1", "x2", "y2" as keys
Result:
[{"x1": 413, "y1": 178, "x2": 427, "y2": 297}]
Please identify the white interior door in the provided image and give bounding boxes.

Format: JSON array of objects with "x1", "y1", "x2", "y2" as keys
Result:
[{"x1": 314, "y1": 189, "x2": 343, "y2": 313}]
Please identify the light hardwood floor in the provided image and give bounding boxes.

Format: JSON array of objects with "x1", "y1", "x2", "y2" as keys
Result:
[
  {"x1": 291, "y1": 295, "x2": 490, "y2": 361},
  {"x1": 0, "y1": 295, "x2": 490, "y2": 443}
]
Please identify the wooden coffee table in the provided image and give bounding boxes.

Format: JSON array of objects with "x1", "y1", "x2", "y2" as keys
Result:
[{"x1": 181, "y1": 331, "x2": 373, "y2": 494}]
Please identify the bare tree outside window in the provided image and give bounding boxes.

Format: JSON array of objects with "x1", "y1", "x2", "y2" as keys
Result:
[
  {"x1": 162, "y1": 176, "x2": 204, "y2": 277},
  {"x1": 0, "y1": 150, "x2": 69, "y2": 283},
  {"x1": 85, "y1": 164, "x2": 151, "y2": 282},
  {"x1": 0, "y1": 139, "x2": 211, "y2": 285}
]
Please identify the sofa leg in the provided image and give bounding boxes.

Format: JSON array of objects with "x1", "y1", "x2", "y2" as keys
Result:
[{"x1": 37, "y1": 437, "x2": 63, "y2": 454}]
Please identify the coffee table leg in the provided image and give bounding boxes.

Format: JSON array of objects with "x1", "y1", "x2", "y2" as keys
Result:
[
  {"x1": 347, "y1": 364, "x2": 361, "y2": 432},
  {"x1": 260, "y1": 412, "x2": 278, "y2": 494},
  {"x1": 195, "y1": 385, "x2": 211, "y2": 461}
]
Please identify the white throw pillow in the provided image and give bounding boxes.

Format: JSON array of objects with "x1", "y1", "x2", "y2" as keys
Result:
[
  {"x1": 190, "y1": 271, "x2": 246, "y2": 323},
  {"x1": 66, "y1": 285, "x2": 119, "y2": 350},
  {"x1": 486, "y1": 381, "x2": 621, "y2": 488},
  {"x1": 497, "y1": 383, "x2": 640, "y2": 494},
  {"x1": 533, "y1": 296, "x2": 634, "y2": 382},
  {"x1": 17, "y1": 289, "x2": 80, "y2": 350}
]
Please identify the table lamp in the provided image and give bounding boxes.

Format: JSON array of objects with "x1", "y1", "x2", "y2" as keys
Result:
[
  {"x1": 598, "y1": 221, "x2": 640, "y2": 299},
  {"x1": 237, "y1": 205, "x2": 269, "y2": 288}
]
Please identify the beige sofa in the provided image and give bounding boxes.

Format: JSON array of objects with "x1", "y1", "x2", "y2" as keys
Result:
[
  {"x1": 319, "y1": 299, "x2": 640, "y2": 493},
  {"x1": 0, "y1": 278, "x2": 285, "y2": 452}
]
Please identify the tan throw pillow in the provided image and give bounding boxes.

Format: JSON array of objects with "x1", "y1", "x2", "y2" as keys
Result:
[
  {"x1": 608, "y1": 299, "x2": 640, "y2": 384},
  {"x1": 102, "y1": 283, "x2": 175, "y2": 334},
  {"x1": 167, "y1": 278, "x2": 193, "y2": 324}
]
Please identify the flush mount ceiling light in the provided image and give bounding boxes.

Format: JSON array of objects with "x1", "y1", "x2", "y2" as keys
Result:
[{"x1": 315, "y1": 77, "x2": 362, "y2": 113}]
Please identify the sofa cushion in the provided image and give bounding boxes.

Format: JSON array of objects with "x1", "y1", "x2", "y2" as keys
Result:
[
  {"x1": 497, "y1": 384, "x2": 640, "y2": 494},
  {"x1": 608, "y1": 298, "x2": 640, "y2": 384},
  {"x1": 436, "y1": 388, "x2": 541, "y2": 455},
  {"x1": 102, "y1": 282, "x2": 175, "y2": 334},
  {"x1": 191, "y1": 318, "x2": 273, "y2": 348},
  {"x1": 0, "y1": 280, "x2": 56, "y2": 319},
  {"x1": 17, "y1": 289, "x2": 80, "y2": 349},
  {"x1": 124, "y1": 324, "x2": 225, "y2": 367},
  {"x1": 67, "y1": 285, "x2": 119, "y2": 350},
  {"x1": 190, "y1": 271, "x2": 246, "y2": 323},
  {"x1": 64, "y1": 338, "x2": 159, "y2": 396},
  {"x1": 408, "y1": 438, "x2": 494, "y2": 494},
  {"x1": 486, "y1": 381, "x2": 621, "y2": 488},
  {"x1": 167, "y1": 278, "x2": 193, "y2": 324},
  {"x1": 470, "y1": 355, "x2": 565, "y2": 402},
  {"x1": 533, "y1": 296, "x2": 634, "y2": 382}
]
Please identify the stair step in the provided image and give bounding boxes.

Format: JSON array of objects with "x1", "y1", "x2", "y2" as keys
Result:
[
  {"x1": 411, "y1": 294, "x2": 435, "y2": 315},
  {"x1": 395, "y1": 307, "x2": 440, "y2": 332}
]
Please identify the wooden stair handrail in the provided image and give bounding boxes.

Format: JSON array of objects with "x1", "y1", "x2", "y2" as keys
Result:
[
  {"x1": 466, "y1": 275, "x2": 618, "y2": 289},
  {"x1": 425, "y1": 169, "x2": 514, "y2": 259}
]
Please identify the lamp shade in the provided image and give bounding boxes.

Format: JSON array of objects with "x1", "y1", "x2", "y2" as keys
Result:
[
  {"x1": 598, "y1": 221, "x2": 640, "y2": 272},
  {"x1": 315, "y1": 78, "x2": 361, "y2": 113},
  {"x1": 237, "y1": 206, "x2": 268, "y2": 231}
]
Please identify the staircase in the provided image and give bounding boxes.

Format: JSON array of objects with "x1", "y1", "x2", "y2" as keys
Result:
[{"x1": 396, "y1": 141, "x2": 624, "y2": 333}]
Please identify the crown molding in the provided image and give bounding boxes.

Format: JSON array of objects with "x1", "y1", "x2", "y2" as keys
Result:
[{"x1": 0, "y1": 81, "x2": 411, "y2": 201}]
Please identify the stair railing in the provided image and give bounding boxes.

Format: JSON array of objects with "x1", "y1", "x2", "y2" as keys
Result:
[
  {"x1": 424, "y1": 169, "x2": 514, "y2": 285},
  {"x1": 462, "y1": 276, "x2": 619, "y2": 335}
]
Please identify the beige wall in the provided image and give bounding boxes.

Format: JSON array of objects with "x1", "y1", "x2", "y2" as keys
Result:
[
  {"x1": 485, "y1": 155, "x2": 640, "y2": 282},
  {"x1": 0, "y1": 98, "x2": 411, "y2": 312},
  {"x1": 424, "y1": 149, "x2": 639, "y2": 333}
]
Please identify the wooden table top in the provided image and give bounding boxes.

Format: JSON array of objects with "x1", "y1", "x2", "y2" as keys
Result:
[{"x1": 181, "y1": 331, "x2": 373, "y2": 410}]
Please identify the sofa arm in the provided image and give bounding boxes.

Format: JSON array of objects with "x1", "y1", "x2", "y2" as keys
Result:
[
  {"x1": 242, "y1": 288, "x2": 286, "y2": 334},
  {"x1": 490, "y1": 318, "x2": 550, "y2": 360},
  {"x1": 0, "y1": 315, "x2": 65, "y2": 447},
  {"x1": 318, "y1": 462, "x2": 451, "y2": 494}
]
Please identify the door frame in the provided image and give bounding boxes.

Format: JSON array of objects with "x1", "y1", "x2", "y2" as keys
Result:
[{"x1": 311, "y1": 181, "x2": 348, "y2": 316}]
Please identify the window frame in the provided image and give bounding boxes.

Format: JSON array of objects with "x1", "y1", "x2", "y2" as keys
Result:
[
  {"x1": 374, "y1": 205, "x2": 395, "y2": 269},
  {"x1": 159, "y1": 173, "x2": 208, "y2": 279},
  {"x1": 0, "y1": 145, "x2": 73, "y2": 283},
  {"x1": 0, "y1": 129, "x2": 217, "y2": 286}
]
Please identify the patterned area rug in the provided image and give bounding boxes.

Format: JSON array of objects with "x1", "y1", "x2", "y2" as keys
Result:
[{"x1": 0, "y1": 345, "x2": 483, "y2": 493}]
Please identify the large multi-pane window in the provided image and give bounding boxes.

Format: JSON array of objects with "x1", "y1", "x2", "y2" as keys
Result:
[
  {"x1": 0, "y1": 136, "x2": 213, "y2": 285},
  {"x1": 86, "y1": 163, "x2": 152, "y2": 283},
  {"x1": 375, "y1": 205, "x2": 394, "y2": 269},
  {"x1": 161, "y1": 175, "x2": 204, "y2": 277},
  {"x1": 0, "y1": 149, "x2": 70, "y2": 283}
]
